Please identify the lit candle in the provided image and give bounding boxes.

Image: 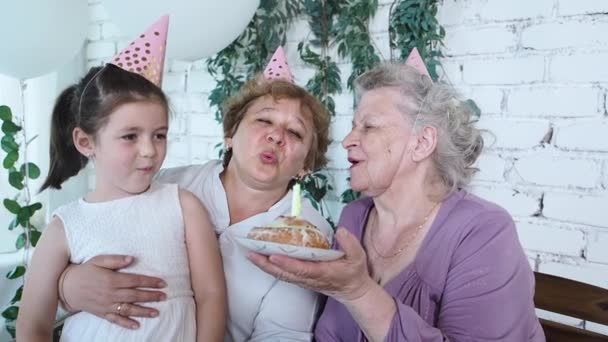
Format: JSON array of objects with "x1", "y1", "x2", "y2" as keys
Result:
[{"x1": 291, "y1": 182, "x2": 301, "y2": 217}]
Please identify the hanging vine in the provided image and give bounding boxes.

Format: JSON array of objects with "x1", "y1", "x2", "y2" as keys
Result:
[
  {"x1": 389, "y1": 0, "x2": 445, "y2": 81},
  {"x1": 205, "y1": 0, "x2": 453, "y2": 210},
  {"x1": 296, "y1": 0, "x2": 343, "y2": 226},
  {"x1": 298, "y1": 0, "x2": 342, "y2": 115},
  {"x1": 207, "y1": 0, "x2": 303, "y2": 123},
  {"x1": 1, "y1": 104, "x2": 42, "y2": 338},
  {"x1": 335, "y1": 0, "x2": 381, "y2": 90},
  {"x1": 389, "y1": 0, "x2": 480, "y2": 116},
  {"x1": 333, "y1": 0, "x2": 382, "y2": 204}
]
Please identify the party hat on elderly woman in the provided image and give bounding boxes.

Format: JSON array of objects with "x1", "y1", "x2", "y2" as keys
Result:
[
  {"x1": 110, "y1": 15, "x2": 169, "y2": 87},
  {"x1": 263, "y1": 46, "x2": 294, "y2": 83},
  {"x1": 405, "y1": 47, "x2": 431, "y2": 79}
]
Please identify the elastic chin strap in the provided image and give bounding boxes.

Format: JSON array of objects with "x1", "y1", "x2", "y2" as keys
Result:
[{"x1": 77, "y1": 65, "x2": 107, "y2": 123}]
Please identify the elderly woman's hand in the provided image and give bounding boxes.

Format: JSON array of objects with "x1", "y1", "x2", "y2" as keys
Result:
[{"x1": 247, "y1": 227, "x2": 375, "y2": 303}]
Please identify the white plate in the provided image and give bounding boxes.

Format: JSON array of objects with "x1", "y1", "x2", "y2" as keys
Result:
[{"x1": 234, "y1": 236, "x2": 345, "y2": 261}]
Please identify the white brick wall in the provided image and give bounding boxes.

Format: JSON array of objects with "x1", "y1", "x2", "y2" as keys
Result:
[
  {"x1": 551, "y1": 52, "x2": 608, "y2": 83},
  {"x1": 444, "y1": 25, "x2": 517, "y2": 55},
  {"x1": 515, "y1": 220, "x2": 585, "y2": 257},
  {"x1": 508, "y1": 86, "x2": 600, "y2": 118},
  {"x1": 436, "y1": 0, "x2": 608, "y2": 323},
  {"x1": 554, "y1": 119, "x2": 608, "y2": 152},
  {"x1": 463, "y1": 56, "x2": 546, "y2": 85},
  {"x1": 478, "y1": 0, "x2": 554, "y2": 22},
  {"x1": 559, "y1": 0, "x2": 608, "y2": 16},
  {"x1": 476, "y1": 118, "x2": 549, "y2": 149},
  {"x1": 544, "y1": 192, "x2": 608, "y2": 227},
  {"x1": 587, "y1": 231, "x2": 608, "y2": 265},
  {"x1": 468, "y1": 185, "x2": 541, "y2": 217},
  {"x1": 513, "y1": 151, "x2": 601, "y2": 188},
  {"x1": 522, "y1": 19, "x2": 608, "y2": 50}
]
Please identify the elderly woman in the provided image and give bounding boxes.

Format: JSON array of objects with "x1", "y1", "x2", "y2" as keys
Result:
[
  {"x1": 56, "y1": 77, "x2": 333, "y2": 341},
  {"x1": 250, "y1": 62, "x2": 545, "y2": 341}
]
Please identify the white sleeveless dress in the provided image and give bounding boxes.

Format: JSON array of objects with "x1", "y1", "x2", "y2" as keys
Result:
[{"x1": 54, "y1": 182, "x2": 196, "y2": 342}]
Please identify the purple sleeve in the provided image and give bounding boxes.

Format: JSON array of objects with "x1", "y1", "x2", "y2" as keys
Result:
[{"x1": 384, "y1": 211, "x2": 540, "y2": 341}]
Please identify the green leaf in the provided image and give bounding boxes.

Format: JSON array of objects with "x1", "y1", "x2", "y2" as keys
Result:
[
  {"x1": 17, "y1": 206, "x2": 33, "y2": 227},
  {"x1": 27, "y1": 202, "x2": 43, "y2": 212},
  {"x1": 465, "y1": 99, "x2": 482, "y2": 119},
  {"x1": 3, "y1": 150, "x2": 18, "y2": 169},
  {"x1": 6, "y1": 265, "x2": 25, "y2": 279},
  {"x1": 1, "y1": 135, "x2": 18, "y2": 153},
  {"x1": 3, "y1": 199, "x2": 20, "y2": 214},
  {"x1": 30, "y1": 230, "x2": 42, "y2": 247},
  {"x1": 8, "y1": 170, "x2": 24, "y2": 190},
  {"x1": 1, "y1": 120, "x2": 21, "y2": 134},
  {"x1": 0, "y1": 105, "x2": 12, "y2": 121},
  {"x1": 1, "y1": 306, "x2": 18, "y2": 321},
  {"x1": 8, "y1": 217, "x2": 18, "y2": 231},
  {"x1": 15, "y1": 233, "x2": 26, "y2": 249},
  {"x1": 6, "y1": 323, "x2": 16, "y2": 338},
  {"x1": 340, "y1": 188, "x2": 361, "y2": 204},
  {"x1": 10, "y1": 285, "x2": 23, "y2": 304},
  {"x1": 20, "y1": 162, "x2": 41, "y2": 179}
]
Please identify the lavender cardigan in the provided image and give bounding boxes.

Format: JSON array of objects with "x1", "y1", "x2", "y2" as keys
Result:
[{"x1": 315, "y1": 190, "x2": 545, "y2": 341}]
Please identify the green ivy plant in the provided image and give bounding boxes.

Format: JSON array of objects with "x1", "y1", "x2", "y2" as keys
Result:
[
  {"x1": 332, "y1": 0, "x2": 382, "y2": 204},
  {"x1": 206, "y1": 0, "x2": 459, "y2": 213},
  {"x1": 389, "y1": 0, "x2": 481, "y2": 117},
  {"x1": 207, "y1": 0, "x2": 301, "y2": 123},
  {"x1": 335, "y1": 0, "x2": 381, "y2": 90},
  {"x1": 298, "y1": 0, "x2": 342, "y2": 116},
  {"x1": 1, "y1": 104, "x2": 42, "y2": 338},
  {"x1": 389, "y1": 0, "x2": 445, "y2": 81}
]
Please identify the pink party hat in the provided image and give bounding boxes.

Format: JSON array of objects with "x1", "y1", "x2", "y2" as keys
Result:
[
  {"x1": 405, "y1": 47, "x2": 431, "y2": 79},
  {"x1": 263, "y1": 46, "x2": 294, "y2": 83},
  {"x1": 110, "y1": 15, "x2": 169, "y2": 87}
]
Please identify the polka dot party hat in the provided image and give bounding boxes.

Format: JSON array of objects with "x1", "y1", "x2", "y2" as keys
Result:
[
  {"x1": 263, "y1": 46, "x2": 294, "y2": 83},
  {"x1": 110, "y1": 15, "x2": 169, "y2": 87},
  {"x1": 405, "y1": 47, "x2": 431, "y2": 79}
]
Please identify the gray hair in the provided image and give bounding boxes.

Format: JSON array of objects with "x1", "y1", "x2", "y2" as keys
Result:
[{"x1": 354, "y1": 62, "x2": 484, "y2": 192}]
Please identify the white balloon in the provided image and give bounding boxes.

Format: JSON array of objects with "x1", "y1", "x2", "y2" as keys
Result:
[
  {"x1": 0, "y1": 0, "x2": 88, "y2": 79},
  {"x1": 103, "y1": 0, "x2": 259, "y2": 61}
]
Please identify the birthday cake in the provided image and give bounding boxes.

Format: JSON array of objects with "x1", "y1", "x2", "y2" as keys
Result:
[{"x1": 247, "y1": 215, "x2": 330, "y2": 249}]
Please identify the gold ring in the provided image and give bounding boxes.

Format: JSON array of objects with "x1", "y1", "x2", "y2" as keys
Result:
[{"x1": 116, "y1": 303, "x2": 125, "y2": 316}]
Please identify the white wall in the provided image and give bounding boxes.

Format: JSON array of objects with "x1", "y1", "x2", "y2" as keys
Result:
[{"x1": 436, "y1": 0, "x2": 608, "y2": 332}]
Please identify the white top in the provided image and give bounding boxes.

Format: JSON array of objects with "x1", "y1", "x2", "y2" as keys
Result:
[
  {"x1": 157, "y1": 160, "x2": 333, "y2": 342},
  {"x1": 54, "y1": 183, "x2": 196, "y2": 341}
]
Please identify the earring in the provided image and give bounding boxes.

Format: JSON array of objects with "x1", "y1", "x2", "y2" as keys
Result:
[{"x1": 87, "y1": 153, "x2": 96, "y2": 167}]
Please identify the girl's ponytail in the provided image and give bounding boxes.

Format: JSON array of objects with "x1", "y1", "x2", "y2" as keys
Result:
[{"x1": 39, "y1": 85, "x2": 88, "y2": 191}]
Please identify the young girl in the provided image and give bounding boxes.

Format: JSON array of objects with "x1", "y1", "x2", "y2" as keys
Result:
[{"x1": 16, "y1": 62, "x2": 226, "y2": 341}]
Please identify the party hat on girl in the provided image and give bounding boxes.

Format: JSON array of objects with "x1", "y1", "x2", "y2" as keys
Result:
[
  {"x1": 405, "y1": 47, "x2": 431, "y2": 79},
  {"x1": 110, "y1": 15, "x2": 169, "y2": 87},
  {"x1": 263, "y1": 46, "x2": 294, "y2": 83}
]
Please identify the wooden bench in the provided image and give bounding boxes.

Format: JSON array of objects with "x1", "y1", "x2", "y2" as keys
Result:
[{"x1": 534, "y1": 272, "x2": 608, "y2": 342}]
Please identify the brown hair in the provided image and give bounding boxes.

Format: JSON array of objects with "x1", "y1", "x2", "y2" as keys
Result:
[
  {"x1": 222, "y1": 78, "x2": 331, "y2": 171},
  {"x1": 40, "y1": 64, "x2": 168, "y2": 191}
]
